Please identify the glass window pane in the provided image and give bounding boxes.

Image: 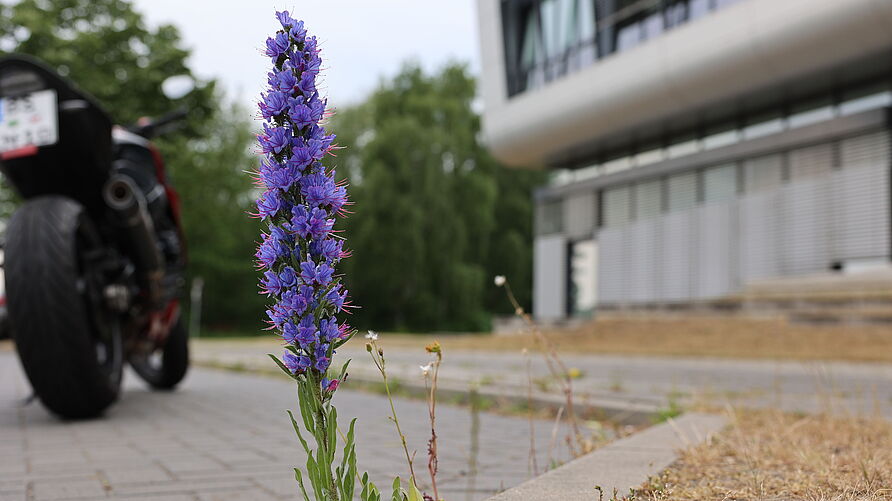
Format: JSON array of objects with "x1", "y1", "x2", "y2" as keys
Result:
[
  {"x1": 667, "y1": 172, "x2": 698, "y2": 212},
  {"x1": 642, "y1": 12, "x2": 664, "y2": 40},
  {"x1": 788, "y1": 96, "x2": 835, "y2": 128},
  {"x1": 702, "y1": 128, "x2": 739, "y2": 150},
  {"x1": 689, "y1": 0, "x2": 710, "y2": 20},
  {"x1": 540, "y1": 0, "x2": 559, "y2": 57},
  {"x1": 665, "y1": 2, "x2": 687, "y2": 28},
  {"x1": 578, "y1": 0, "x2": 596, "y2": 41},
  {"x1": 703, "y1": 163, "x2": 737, "y2": 203},
  {"x1": 840, "y1": 89, "x2": 892, "y2": 116},
  {"x1": 743, "y1": 154, "x2": 782, "y2": 192},
  {"x1": 537, "y1": 199, "x2": 563, "y2": 234},
  {"x1": 667, "y1": 135, "x2": 700, "y2": 158},
  {"x1": 602, "y1": 155, "x2": 633, "y2": 174},
  {"x1": 743, "y1": 112, "x2": 784, "y2": 140},
  {"x1": 788, "y1": 143, "x2": 833, "y2": 179},
  {"x1": 635, "y1": 179, "x2": 663, "y2": 219},
  {"x1": 603, "y1": 185, "x2": 632, "y2": 226},
  {"x1": 635, "y1": 147, "x2": 665, "y2": 167},
  {"x1": 616, "y1": 22, "x2": 641, "y2": 51},
  {"x1": 520, "y1": 9, "x2": 542, "y2": 69}
]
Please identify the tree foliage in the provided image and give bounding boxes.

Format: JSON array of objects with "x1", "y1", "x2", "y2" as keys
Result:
[{"x1": 333, "y1": 63, "x2": 545, "y2": 332}]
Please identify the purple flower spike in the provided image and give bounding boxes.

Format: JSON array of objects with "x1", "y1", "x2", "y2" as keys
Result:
[{"x1": 256, "y1": 13, "x2": 353, "y2": 398}]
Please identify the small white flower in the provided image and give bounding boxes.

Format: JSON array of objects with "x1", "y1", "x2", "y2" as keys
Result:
[
  {"x1": 365, "y1": 330, "x2": 378, "y2": 341},
  {"x1": 420, "y1": 363, "x2": 433, "y2": 376},
  {"x1": 494, "y1": 275, "x2": 506, "y2": 287}
]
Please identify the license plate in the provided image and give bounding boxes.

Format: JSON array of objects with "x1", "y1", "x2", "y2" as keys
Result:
[{"x1": 0, "y1": 89, "x2": 59, "y2": 154}]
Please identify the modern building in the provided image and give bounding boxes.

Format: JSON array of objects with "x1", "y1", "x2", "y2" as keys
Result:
[{"x1": 477, "y1": 0, "x2": 892, "y2": 321}]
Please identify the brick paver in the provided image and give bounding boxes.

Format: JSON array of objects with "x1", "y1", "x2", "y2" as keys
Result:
[{"x1": 0, "y1": 351, "x2": 568, "y2": 500}]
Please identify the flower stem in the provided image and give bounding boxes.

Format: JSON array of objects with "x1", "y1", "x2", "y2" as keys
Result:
[
  {"x1": 376, "y1": 347, "x2": 417, "y2": 482},
  {"x1": 502, "y1": 279, "x2": 584, "y2": 457},
  {"x1": 312, "y1": 376, "x2": 339, "y2": 501}
]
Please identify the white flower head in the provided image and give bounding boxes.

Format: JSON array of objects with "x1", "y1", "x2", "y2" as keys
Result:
[
  {"x1": 365, "y1": 330, "x2": 378, "y2": 341},
  {"x1": 420, "y1": 362, "x2": 433, "y2": 376},
  {"x1": 494, "y1": 275, "x2": 506, "y2": 287}
]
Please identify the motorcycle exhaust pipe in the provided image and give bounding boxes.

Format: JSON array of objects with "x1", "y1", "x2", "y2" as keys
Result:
[{"x1": 103, "y1": 175, "x2": 165, "y2": 306}]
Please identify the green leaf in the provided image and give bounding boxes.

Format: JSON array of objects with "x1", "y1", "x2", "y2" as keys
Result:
[
  {"x1": 326, "y1": 406, "x2": 339, "y2": 465},
  {"x1": 391, "y1": 477, "x2": 404, "y2": 501},
  {"x1": 407, "y1": 477, "x2": 423, "y2": 501},
  {"x1": 294, "y1": 468, "x2": 311, "y2": 501},
  {"x1": 297, "y1": 383, "x2": 316, "y2": 434},
  {"x1": 287, "y1": 410, "x2": 312, "y2": 455},
  {"x1": 337, "y1": 359, "x2": 352, "y2": 381},
  {"x1": 306, "y1": 454, "x2": 324, "y2": 501},
  {"x1": 339, "y1": 418, "x2": 357, "y2": 481}
]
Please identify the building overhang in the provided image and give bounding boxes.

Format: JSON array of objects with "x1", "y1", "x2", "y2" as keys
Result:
[
  {"x1": 535, "y1": 106, "x2": 891, "y2": 200},
  {"x1": 478, "y1": 0, "x2": 892, "y2": 168}
]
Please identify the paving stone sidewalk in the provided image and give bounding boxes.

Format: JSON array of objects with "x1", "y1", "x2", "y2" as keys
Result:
[{"x1": 0, "y1": 350, "x2": 570, "y2": 501}]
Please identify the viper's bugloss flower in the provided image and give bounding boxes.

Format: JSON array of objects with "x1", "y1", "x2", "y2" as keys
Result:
[{"x1": 255, "y1": 11, "x2": 353, "y2": 395}]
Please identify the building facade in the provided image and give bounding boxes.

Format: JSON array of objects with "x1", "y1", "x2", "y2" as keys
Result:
[{"x1": 477, "y1": 0, "x2": 892, "y2": 320}]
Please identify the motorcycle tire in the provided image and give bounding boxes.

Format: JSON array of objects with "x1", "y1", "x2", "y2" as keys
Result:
[
  {"x1": 6, "y1": 196, "x2": 123, "y2": 419},
  {"x1": 129, "y1": 316, "x2": 189, "y2": 390}
]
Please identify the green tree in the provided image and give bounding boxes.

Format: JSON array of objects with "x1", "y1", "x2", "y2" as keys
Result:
[
  {"x1": 0, "y1": 0, "x2": 263, "y2": 331},
  {"x1": 333, "y1": 62, "x2": 545, "y2": 332}
]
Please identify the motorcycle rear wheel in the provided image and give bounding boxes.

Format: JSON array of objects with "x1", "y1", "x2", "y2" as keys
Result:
[
  {"x1": 129, "y1": 316, "x2": 189, "y2": 390},
  {"x1": 6, "y1": 196, "x2": 123, "y2": 419}
]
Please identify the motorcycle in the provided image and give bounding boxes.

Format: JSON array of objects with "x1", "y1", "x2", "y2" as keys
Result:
[{"x1": 0, "y1": 55, "x2": 190, "y2": 419}]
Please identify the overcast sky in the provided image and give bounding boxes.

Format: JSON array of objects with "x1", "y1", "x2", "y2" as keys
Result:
[{"x1": 131, "y1": 1, "x2": 481, "y2": 109}]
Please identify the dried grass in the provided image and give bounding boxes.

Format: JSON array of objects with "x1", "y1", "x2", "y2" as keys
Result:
[
  {"x1": 372, "y1": 316, "x2": 892, "y2": 363},
  {"x1": 193, "y1": 315, "x2": 892, "y2": 362},
  {"x1": 630, "y1": 408, "x2": 892, "y2": 500}
]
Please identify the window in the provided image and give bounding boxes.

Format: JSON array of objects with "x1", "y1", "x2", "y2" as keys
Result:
[
  {"x1": 635, "y1": 179, "x2": 663, "y2": 219},
  {"x1": 504, "y1": 0, "x2": 722, "y2": 97},
  {"x1": 788, "y1": 96, "x2": 835, "y2": 129},
  {"x1": 743, "y1": 154, "x2": 783, "y2": 192},
  {"x1": 602, "y1": 154, "x2": 633, "y2": 174},
  {"x1": 505, "y1": 0, "x2": 598, "y2": 95},
  {"x1": 667, "y1": 172, "x2": 698, "y2": 212},
  {"x1": 641, "y1": 11, "x2": 665, "y2": 39},
  {"x1": 602, "y1": 185, "x2": 632, "y2": 226},
  {"x1": 667, "y1": 134, "x2": 700, "y2": 159},
  {"x1": 742, "y1": 111, "x2": 784, "y2": 140},
  {"x1": 688, "y1": 0, "x2": 711, "y2": 19},
  {"x1": 635, "y1": 146, "x2": 665, "y2": 167},
  {"x1": 537, "y1": 199, "x2": 564, "y2": 234},
  {"x1": 840, "y1": 83, "x2": 892, "y2": 116},
  {"x1": 615, "y1": 23, "x2": 642, "y2": 51},
  {"x1": 702, "y1": 125, "x2": 739, "y2": 150},
  {"x1": 703, "y1": 163, "x2": 737, "y2": 203},
  {"x1": 665, "y1": 1, "x2": 687, "y2": 28}
]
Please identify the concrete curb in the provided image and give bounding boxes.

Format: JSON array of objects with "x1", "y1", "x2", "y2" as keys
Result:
[{"x1": 486, "y1": 412, "x2": 727, "y2": 501}]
